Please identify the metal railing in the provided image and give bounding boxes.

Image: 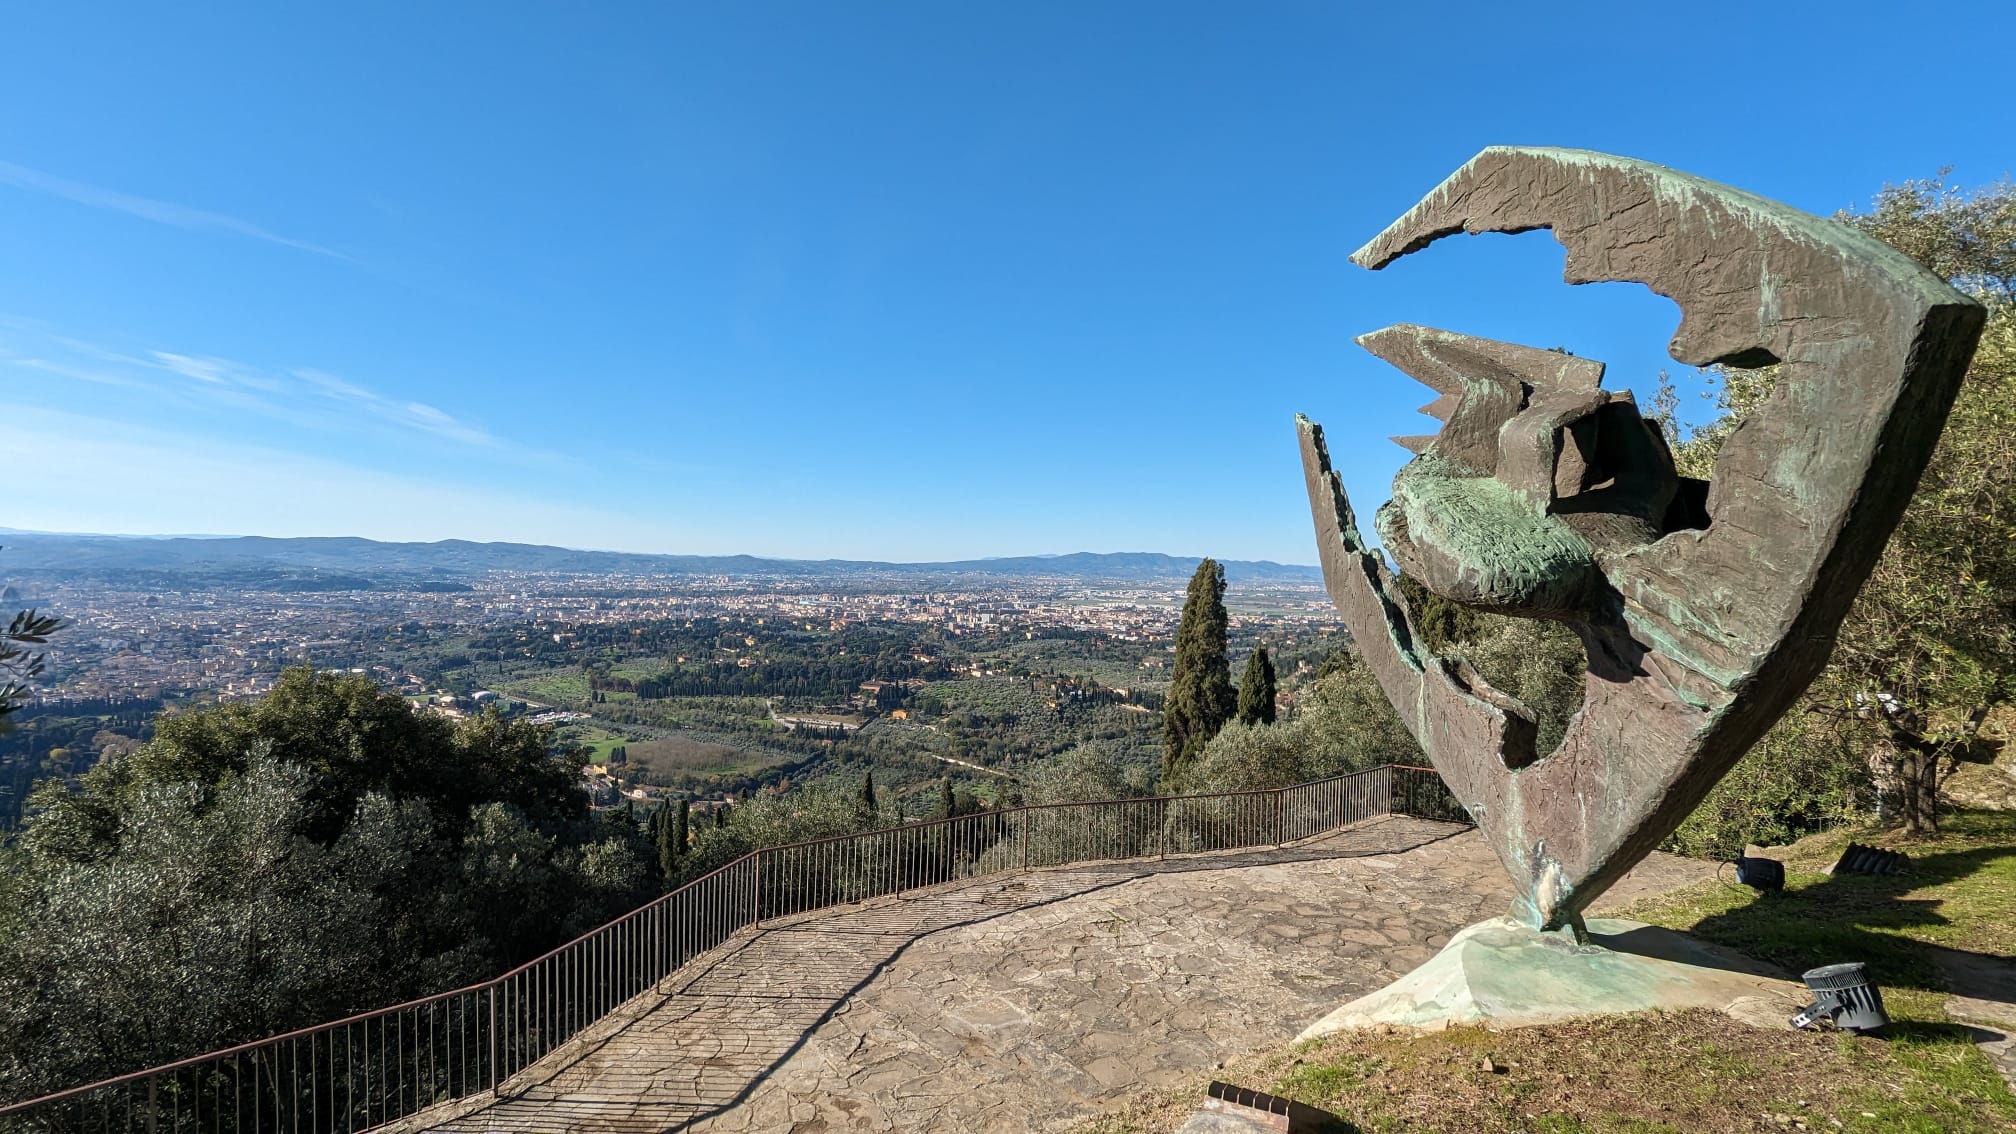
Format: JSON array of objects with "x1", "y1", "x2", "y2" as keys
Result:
[{"x1": 0, "y1": 763, "x2": 1469, "y2": 1134}]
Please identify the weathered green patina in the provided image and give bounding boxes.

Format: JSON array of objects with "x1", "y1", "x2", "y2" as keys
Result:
[{"x1": 1301, "y1": 147, "x2": 1987, "y2": 933}]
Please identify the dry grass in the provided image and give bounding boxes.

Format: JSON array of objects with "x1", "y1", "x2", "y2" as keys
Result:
[{"x1": 1078, "y1": 1009, "x2": 2014, "y2": 1133}]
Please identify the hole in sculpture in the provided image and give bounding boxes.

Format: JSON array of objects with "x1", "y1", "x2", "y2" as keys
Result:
[
  {"x1": 1392, "y1": 571, "x2": 1591, "y2": 766},
  {"x1": 1444, "y1": 616, "x2": 1590, "y2": 766},
  {"x1": 1652, "y1": 358, "x2": 1784, "y2": 535}
]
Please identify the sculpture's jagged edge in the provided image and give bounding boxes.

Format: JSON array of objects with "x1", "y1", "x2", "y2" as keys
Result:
[
  {"x1": 1316, "y1": 146, "x2": 1987, "y2": 931},
  {"x1": 1296, "y1": 415, "x2": 1545, "y2": 903}
]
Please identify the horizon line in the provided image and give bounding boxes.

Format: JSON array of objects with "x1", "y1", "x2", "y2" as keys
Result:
[{"x1": 0, "y1": 528, "x2": 1320, "y2": 570}]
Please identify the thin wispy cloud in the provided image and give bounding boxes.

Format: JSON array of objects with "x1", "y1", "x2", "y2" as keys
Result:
[
  {"x1": 293, "y1": 367, "x2": 498, "y2": 445},
  {"x1": 4, "y1": 321, "x2": 508, "y2": 453},
  {"x1": 4, "y1": 356, "x2": 152, "y2": 392},
  {"x1": 151, "y1": 351, "x2": 284, "y2": 392},
  {"x1": 0, "y1": 159, "x2": 350, "y2": 262},
  {"x1": 141, "y1": 351, "x2": 500, "y2": 446}
]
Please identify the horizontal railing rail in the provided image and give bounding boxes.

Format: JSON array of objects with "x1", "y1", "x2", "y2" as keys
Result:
[{"x1": 0, "y1": 762, "x2": 1469, "y2": 1133}]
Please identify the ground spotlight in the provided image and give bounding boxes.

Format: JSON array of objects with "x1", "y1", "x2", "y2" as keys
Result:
[
  {"x1": 1733, "y1": 855, "x2": 1784, "y2": 891},
  {"x1": 1789, "y1": 962, "x2": 1889, "y2": 1033}
]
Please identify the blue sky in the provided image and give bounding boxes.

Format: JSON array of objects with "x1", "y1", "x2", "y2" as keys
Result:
[{"x1": 6, "y1": 2, "x2": 2011, "y2": 563}]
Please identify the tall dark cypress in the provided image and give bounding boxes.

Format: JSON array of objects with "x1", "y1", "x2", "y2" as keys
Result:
[
  {"x1": 675, "y1": 798, "x2": 691, "y2": 860},
  {"x1": 654, "y1": 804, "x2": 675, "y2": 878},
  {"x1": 858, "y1": 770, "x2": 878, "y2": 823},
  {"x1": 938, "y1": 776, "x2": 955, "y2": 821},
  {"x1": 1162, "y1": 557, "x2": 1235, "y2": 778},
  {"x1": 1237, "y1": 646, "x2": 1277, "y2": 726}
]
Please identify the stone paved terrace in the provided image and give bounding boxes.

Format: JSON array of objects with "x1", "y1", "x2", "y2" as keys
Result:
[{"x1": 402, "y1": 816, "x2": 1714, "y2": 1134}]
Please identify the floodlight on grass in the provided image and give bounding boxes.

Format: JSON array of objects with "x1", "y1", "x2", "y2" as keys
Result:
[
  {"x1": 1789, "y1": 962, "x2": 1889, "y2": 1033},
  {"x1": 1733, "y1": 855, "x2": 1784, "y2": 890}
]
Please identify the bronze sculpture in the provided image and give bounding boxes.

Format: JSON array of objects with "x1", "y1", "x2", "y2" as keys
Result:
[{"x1": 1300, "y1": 147, "x2": 1986, "y2": 934}]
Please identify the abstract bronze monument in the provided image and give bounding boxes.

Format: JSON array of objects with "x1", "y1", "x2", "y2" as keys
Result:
[{"x1": 1298, "y1": 147, "x2": 1986, "y2": 936}]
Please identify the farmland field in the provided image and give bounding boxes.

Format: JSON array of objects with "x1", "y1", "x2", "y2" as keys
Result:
[{"x1": 625, "y1": 736, "x2": 795, "y2": 778}]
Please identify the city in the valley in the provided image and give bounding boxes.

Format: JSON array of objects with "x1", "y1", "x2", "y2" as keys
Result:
[{"x1": 0, "y1": 533, "x2": 1343, "y2": 827}]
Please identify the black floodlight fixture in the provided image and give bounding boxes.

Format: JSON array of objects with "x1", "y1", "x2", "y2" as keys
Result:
[
  {"x1": 1789, "y1": 962, "x2": 1889, "y2": 1033},
  {"x1": 1733, "y1": 855, "x2": 1785, "y2": 891},
  {"x1": 1829, "y1": 842, "x2": 1908, "y2": 875}
]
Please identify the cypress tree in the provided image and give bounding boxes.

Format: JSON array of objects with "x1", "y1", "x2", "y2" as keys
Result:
[
  {"x1": 858, "y1": 770, "x2": 878, "y2": 822},
  {"x1": 714, "y1": 802, "x2": 729, "y2": 829},
  {"x1": 655, "y1": 804, "x2": 677, "y2": 877},
  {"x1": 1237, "y1": 646, "x2": 1277, "y2": 726},
  {"x1": 938, "y1": 776, "x2": 955, "y2": 821},
  {"x1": 1162, "y1": 557, "x2": 1236, "y2": 777},
  {"x1": 675, "y1": 798, "x2": 690, "y2": 859}
]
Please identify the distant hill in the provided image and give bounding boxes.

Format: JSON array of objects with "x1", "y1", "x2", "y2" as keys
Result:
[{"x1": 0, "y1": 531, "x2": 1320, "y2": 585}]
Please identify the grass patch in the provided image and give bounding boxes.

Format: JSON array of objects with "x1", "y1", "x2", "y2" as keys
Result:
[
  {"x1": 625, "y1": 736, "x2": 792, "y2": 778},
  {"x1": 1073, "y1": 810, "x2": 2016, "y2": 1133},
  {"x1": 1081, "y1": 1010, "x2": 2014, "y2": 1133},
  {"x1": 1621, "y1": 809, "x2": 2016, "y2": 971},
  {"x1": 572, "y1": 728, "x2": 629, "y2": 763},
  {"x1": 499, "y1": 671, "x2": 591, "y2": 706}
]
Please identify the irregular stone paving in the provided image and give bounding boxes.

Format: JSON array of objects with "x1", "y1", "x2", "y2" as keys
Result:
[{"x1": 411, "y1": 818, "x2": 1712, "y2": 1134}]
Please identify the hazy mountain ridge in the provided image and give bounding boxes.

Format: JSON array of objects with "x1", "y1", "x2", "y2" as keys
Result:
[{"x1": 0, "y1": 532, "x2": 1320, "y2": 584}]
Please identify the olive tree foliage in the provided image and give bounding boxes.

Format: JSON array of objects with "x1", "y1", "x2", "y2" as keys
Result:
[
  {"x1": 1391, "y1": 569, "x2": 1585, "y2": 756},
  {"x1": 1662, "y1": 711, "x2": 1872, "y2": 858},
  {"x1": 0, "y1": 759, "x2": 434, "y2": 1098},
  {"x1": 0, "y1": 669, "x2": 654, "y2": 1104},
  {"x1": 665, "y1": 775, "x2": 898, "y2": 886},
  {"x1": 1170, "y1": 650, "x2": 1423, "y2": 795},
  {"x1": 1829, "y1": 309, "x2": 2015, "y2": 831},
  {"x1": 0, "y1": 608, "x2": 64, "y2": 734},
  {"x1": 1657, "y1": 173, "x2": 2016, "y2": 836},
  {"x1": 1023, "y1": 741, "x2": 1155, "y2": 804},
  {"x1": 1445, "y1": 617, "x2": 1587, "y2": 759}
]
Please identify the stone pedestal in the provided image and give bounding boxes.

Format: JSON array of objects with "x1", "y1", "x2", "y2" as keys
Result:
[{"x1": 1298, "y1": 917, "x2": 1804, "y2": 1040}]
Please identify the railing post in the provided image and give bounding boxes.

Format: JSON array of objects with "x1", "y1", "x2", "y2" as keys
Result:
[
  {"x1": 753, "y1": 852, "x2": 763, "y2": 929},
  {"x1": 488, "y1": 983, "x2": 499, "y2": 1097},
  {"x1": 146, "y1": 1075, "x2": 157, "y2": 1134}
]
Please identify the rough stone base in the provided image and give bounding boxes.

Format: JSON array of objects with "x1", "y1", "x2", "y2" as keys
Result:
[{"x1": 1297, "y1": 916, "x2": 1805, "y2": 1040}]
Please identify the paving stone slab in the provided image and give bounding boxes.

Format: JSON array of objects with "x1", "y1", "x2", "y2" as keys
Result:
[{"x1": 400, "y1": 818, "x2": 1712, "y2": 1133}]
